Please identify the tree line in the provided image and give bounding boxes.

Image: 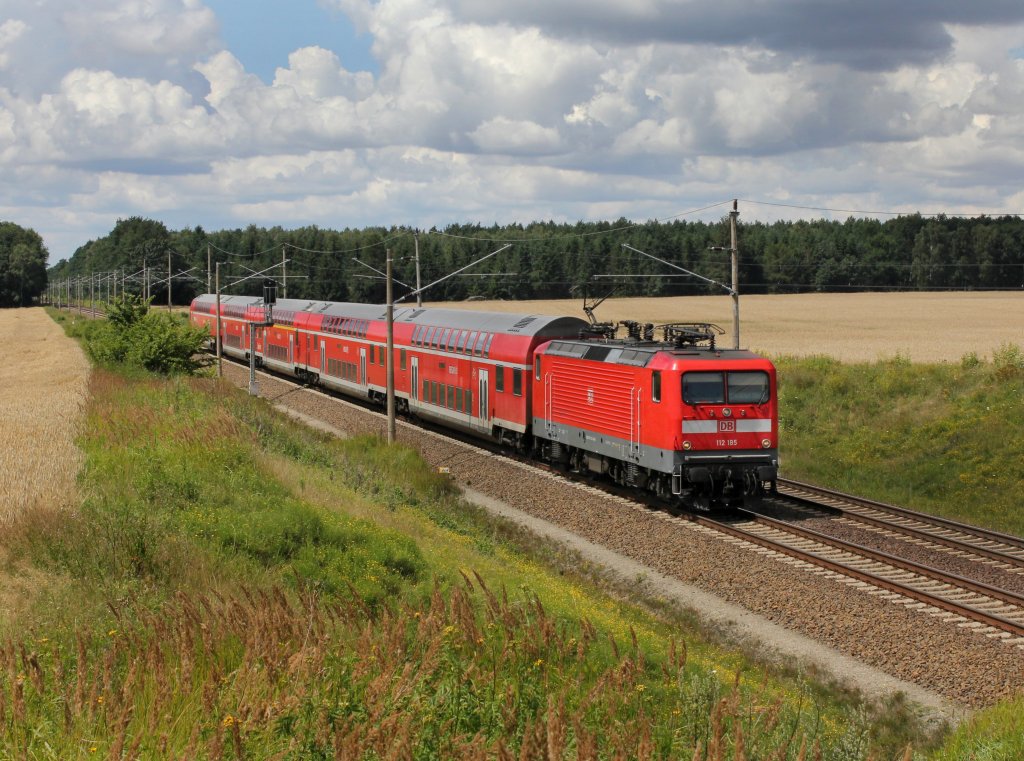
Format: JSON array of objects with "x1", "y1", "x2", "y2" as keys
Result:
[
  {"x1": 0, "y1": 222, "x2": 48, "y2": 307},
  {"x1": 45, "y1": 212, "x2": 1024, "y2": 307}
]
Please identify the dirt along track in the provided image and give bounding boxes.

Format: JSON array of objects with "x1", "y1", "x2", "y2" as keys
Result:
[{"x1": 221, "y1": 362, "x2": 1024, "y2": 716}]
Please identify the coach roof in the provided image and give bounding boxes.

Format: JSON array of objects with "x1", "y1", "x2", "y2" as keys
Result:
[{"x1": 192, "y1": 295, "x2": 588, "y2": 338}]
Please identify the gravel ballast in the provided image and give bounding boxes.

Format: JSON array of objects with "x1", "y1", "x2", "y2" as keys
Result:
[{"x1": 225, "y1": 364, "x2": 1024, "y2": 711}]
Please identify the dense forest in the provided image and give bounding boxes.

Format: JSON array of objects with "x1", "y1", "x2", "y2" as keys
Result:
[
  {"x1": 0, "y1": 222, "x2": 49, "y2": 307},
  {"x1": 48, "y1": 213, "x2": 1024, "y2": 306}
]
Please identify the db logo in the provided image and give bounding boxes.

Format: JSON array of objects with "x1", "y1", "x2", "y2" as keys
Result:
[
  {"x1": 587, "y1": 388, "x2": 595, "y2": 405},
  {"x1": 719, "y1": 420, "x2": 736, "y2": 433}
]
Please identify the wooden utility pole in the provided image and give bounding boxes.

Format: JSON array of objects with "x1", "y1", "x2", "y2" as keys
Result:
[
  {"x1": 729, "y1": 199, "x2": 740, "y2": 350},
  {"x1": 386, "y1": 248, "x2": 396, "y2": 444}
]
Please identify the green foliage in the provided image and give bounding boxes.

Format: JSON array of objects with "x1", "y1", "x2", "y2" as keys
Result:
[
  {"x1": 776, "y1": 345, "x2": 1024, "y2": 536},
  {"x1": 0, "y1": 221, "x2": 48, "y2": 306},
  {"x1": 48, "y1": 213, "x2": 1024, "y2": 304},
  {"x1": 105, "y1": 292, "x2": 150, "y2": 327},
  {"x1": 84, "y1": 302, "x2": 210, "y2": 374},
  {"x1": 931, "y1": 695, "x2": 1024, "y2": 760}
]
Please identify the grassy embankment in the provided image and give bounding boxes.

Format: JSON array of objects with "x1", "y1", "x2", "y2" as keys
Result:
[
  {"x1": 775, "y1": 344, "x2": 1024, "y2": 538},
  {"x1": 774, "y1": 345, "x2": 1024, "y2": 761},
  {"x1": 0, "y1": 314, "x2": 941, "y2": 759}
]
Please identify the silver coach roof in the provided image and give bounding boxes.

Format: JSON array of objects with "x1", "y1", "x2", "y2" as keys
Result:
[{"x1": 193, "y1": 295, "x2": 588, "y2": 337}]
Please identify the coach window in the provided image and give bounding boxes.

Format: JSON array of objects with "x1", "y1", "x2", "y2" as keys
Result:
[
  {"x1": 369, "y1": 345, "x2": 376, "y2": 364},
  {"x1": 465, "y1": 331, "x2": 477, "y2": 355},
  {"x1": 456, "y1": 388, "x2": 463, "y2": 411},
  {"x1": 652, "y1": 371, "x2": 661, "y2": 403},
  {"x1": 440, "y1": 328, "x2": 452, "y2": 351},
  {"x1": 447, "y1": 385, "x2": 455, "y2": 409},
  {"x1": 513, "y1": 369, "x2": 523, "y2": 397},
  {"x1": 456, "y1": 331, "x2": 469, "y2": 353},
  {"x1": 484, "y1": 334, "x2": 495, "y2": 357},
  {"x1": 400, "y1": 349, "x2": 407, "y2": 371},
  {"x1": 682, "y1": 372, "x2": 725, "y2": 405},
  {"x1": 496, "y1": 365, "x2": 505, "y2": 393},
  {"x1": 473, "y1": 333, "x2": 487, "y2": 356},
  {"x1": 411, "y1": 326, "x2": 420, "y2": 346},
  {"x1": 534, "y1": 357, "x2": 541, "y2": 381},
  {"x1": 447, "y1": 330, "x2": 459, "y2": 352},
  {"x1": 379, "y1": 346, "x2": 385, "y2": 366}
]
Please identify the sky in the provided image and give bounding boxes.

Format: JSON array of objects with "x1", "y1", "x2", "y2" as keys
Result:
[{"x1": 1, "y1": 1, "x2": 1023, "y2": 263}]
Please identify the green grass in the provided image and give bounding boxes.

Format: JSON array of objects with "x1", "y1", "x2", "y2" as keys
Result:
[
  {"x1": 775, "y1": 344, "x2": 1024, "y2": 536},
  {"x1": 0, "y1": 352, "x2": 944, "y2": 758}
]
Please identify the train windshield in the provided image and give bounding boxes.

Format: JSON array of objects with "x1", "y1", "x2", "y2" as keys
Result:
[
  {"x1": 727, "y1": 371, "x2": 770, "y2": 404},
  {"x1": 682, "y1": 372, "x2": 725, "y2": 404},
  {"x1": 682, "y1": 371, "x2": 770, "y2": 405}
]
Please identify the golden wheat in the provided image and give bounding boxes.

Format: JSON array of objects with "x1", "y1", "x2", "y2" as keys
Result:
[
  {"x1": 0, "y1": 308, "x2": 90, "y2": 521},
  {"x1": 428, "y1": 291, "x2": 1024, "y2": 363}
]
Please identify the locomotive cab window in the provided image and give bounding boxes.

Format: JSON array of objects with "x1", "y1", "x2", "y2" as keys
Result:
[
  {"x1": 682, "y1": 371, "x2": 770, "y2": 405},
  {"x1": 682, "y1": 372, "x2": 725, "y2": 405},
  {"x1": 727, "y1": 371, "x2": 770, "y2": 404}
]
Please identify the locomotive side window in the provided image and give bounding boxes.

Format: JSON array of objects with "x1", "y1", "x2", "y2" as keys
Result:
[
  {"x1": 534, "y1": 357, "x2": 540, "y2": 381},
  {"x1": 652, "y1": 371, "x2": 661, "y2": 403},
  {"x1": 513, "y1": 369, "x2": 523, "y2": 397},
  {"x1": 682, "y1": 372, "x2": 725, "y2": 404},
  {"x1": 727, "y1": 371, "x2": 770, "y2": 404}
]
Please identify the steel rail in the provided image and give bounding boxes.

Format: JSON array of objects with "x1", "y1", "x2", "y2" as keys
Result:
[
  {"x1": 779, "y1": 477, "x2": 1024, "y2": 550},
  {"x1": 688, "y1": 511, "x2": 1024, "y2": 638},
  {"x1": 774, "y1": 482, "x2": 1024, "y2": 569}
]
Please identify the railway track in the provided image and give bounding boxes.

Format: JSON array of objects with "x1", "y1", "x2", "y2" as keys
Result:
[
  {"x1": 220, "y1": 356, "x2": 1024, "y2": 648},
  {"x1": 770, "y1": 478, "x2": 1024, "y2": 572},
  {"x1": 691, "y1": 509, "x2": 1024, "y2": 642}
]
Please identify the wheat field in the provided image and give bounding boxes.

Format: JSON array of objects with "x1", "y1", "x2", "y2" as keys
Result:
[
  {"x1": 427, "y1": 291, "x2": 1023, "y2": 363},
  {"x1": 0, "y1": 308, "x2": 90, "y2": 520}
]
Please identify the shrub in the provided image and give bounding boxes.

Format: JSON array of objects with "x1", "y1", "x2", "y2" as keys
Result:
[{"x1": 84, "y1": 301, "x2": 210, "y2": 375}]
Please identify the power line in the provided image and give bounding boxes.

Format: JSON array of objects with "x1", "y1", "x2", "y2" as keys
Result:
[{"x1": 740, "y1": 198, "x2": 1024, "y2": 218}]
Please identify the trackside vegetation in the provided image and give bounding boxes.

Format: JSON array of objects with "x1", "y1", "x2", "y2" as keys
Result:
[
  {"x1": 775, "y1": 344, "x2": 1024, "y2": 537},
  {"x1": 0, "y1": 333, "x2": 952, "y2": 757}
]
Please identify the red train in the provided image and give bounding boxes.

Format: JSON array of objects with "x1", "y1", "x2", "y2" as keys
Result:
[{"x1": 190, "y1": 295, "x2": 778, "y2": 509}]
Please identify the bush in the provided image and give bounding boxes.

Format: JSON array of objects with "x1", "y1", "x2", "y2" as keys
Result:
[{"x1": 84, "y1": 296, "x2": 210, "y2": 375}]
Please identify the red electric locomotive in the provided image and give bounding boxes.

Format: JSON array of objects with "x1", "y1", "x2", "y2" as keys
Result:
[
  {"x1": 190, "y1": 295, "x2": 778, "y2": 509},
  {"x1": 532, "y1": 321, "x2": 778, "y2": 509}
]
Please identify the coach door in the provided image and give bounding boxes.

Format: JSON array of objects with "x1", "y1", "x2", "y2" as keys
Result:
[
  {"x1": 478, "y1": 369, "x2": 489, "y2": 425},
  {"x1": 411, "y1": 357, "x2": 419, "y2": 404},
  {"x1": 359, "y1": 348, "x2": 367, "y2": 385}
]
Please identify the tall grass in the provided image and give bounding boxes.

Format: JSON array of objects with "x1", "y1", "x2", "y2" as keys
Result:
[{"x1": 0, "y1": 354, "x2": 941, "y2": 757}]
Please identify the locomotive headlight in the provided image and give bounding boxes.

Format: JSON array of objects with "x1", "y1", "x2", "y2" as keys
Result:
[
  {"x1": 682, "y1": 441, "x2": 692, "y2": 450},
  {"x1": 761, "y1": 438, "x2": 772, "y2": 449},
  {"x1": 722, "y1": 408, "x2": 732, "y2": 417}
]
